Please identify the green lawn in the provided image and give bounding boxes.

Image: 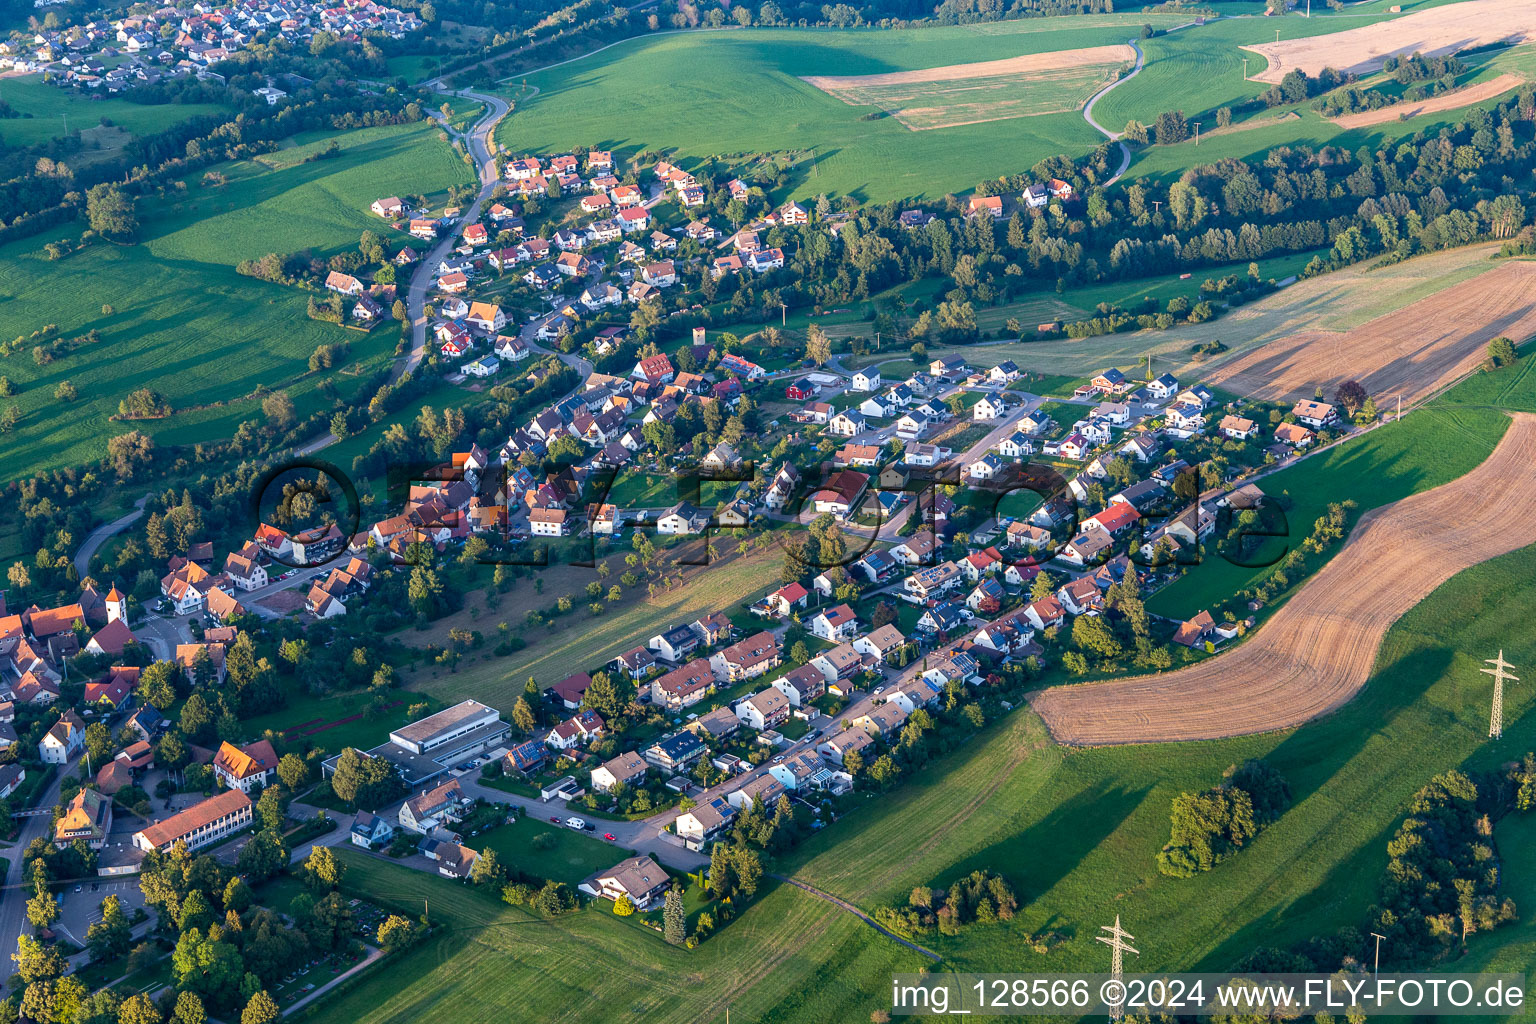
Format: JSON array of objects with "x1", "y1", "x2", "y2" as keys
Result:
[
  {"x1": 241, "y1": 687, "x2": 429, "y2": 755},
  {"x1": 0, "y1": 120, "x2": 466, "y2": 482},
  {"x1": 300, "y1": 532, "x2": 1536, "y2": 1022},
  {"x1": 494, "y1": 15, "x2": 1192, "y2": 203},
  {"x1": 407, "y1": 547, "x2": 781, "y2": 707},
  {"x1": 0, "y1": 75, "x2": 231, "y2": 149},
  {"x1": 945, "y1": 243, "x2": 1521, "y2": 381},
  {"x1": 476, "y1": 818, "x2": 630, "y2": 886}
]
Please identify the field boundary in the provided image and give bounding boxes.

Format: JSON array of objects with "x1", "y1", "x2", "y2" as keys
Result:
[
  {"x1": 1324, "y1": 71, "x2": 1526, "y2": 128},
  {"x1": 772, "y1": 874, "x2": 943, "y2": 961},
  {"x1": 1027, "y1": 411, "x2": 1536, "y2": 746}
]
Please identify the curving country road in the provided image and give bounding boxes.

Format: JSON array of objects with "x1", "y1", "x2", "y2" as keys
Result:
[
  {"x1": 1081, "y1": 39, "x2": 1144, "y2": 186},
  {"x1": 73, "y1": 495, "x2": 148, "y2": 578}
]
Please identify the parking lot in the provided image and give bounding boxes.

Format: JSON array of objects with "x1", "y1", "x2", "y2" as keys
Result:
[{"x1": 55, "y1": 877, "x2": 149, "y2": 948}]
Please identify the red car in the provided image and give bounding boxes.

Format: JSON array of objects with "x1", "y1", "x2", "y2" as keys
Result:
[
  {"x1": 549, "y1": 816, "x2": 561, "y2": 824},
  {"x1": 603, "y1": 833, "x2": 617, "y2": 842}
]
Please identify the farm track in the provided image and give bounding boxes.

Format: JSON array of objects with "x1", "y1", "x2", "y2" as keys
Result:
[
  {"x1": 1204, "y1": 260, "x2": 1536, "y2": 406},
  {"x1": 1027, "y1": 410, "x2": 1536, "y2": 745}
]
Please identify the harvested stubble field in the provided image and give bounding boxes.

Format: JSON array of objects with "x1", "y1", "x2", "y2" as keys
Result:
[
  {"x1": 1242, "y1": 0, "x2": 1536, "y2": 83},
  {"x1": 1204, "y1": 258, "x2": 1536, "y2": 405},
  {"x1": 1028, "y1": 410, "x2": 1536, "y2": 745},
  {"x1": 801, "y1": 45, "x2": 1135, "y2": 130},
  {"x1": 1326, "y1": 71, "x2": 1526, "y2": 128}
]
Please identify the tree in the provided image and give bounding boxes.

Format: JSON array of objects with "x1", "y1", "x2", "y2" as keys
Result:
[
  {"x1": 868, "y1": 754, "x2": 901, "y2": 788},
  {"x1": 469, "y1": 848, "x2": 505, "y2": 887},
  {"x1": 1153, "y1": 110, "x2": 1189, "y2": 145},
  {"x1": 330, "y1": 747, "x2": 401, "y2": 810},
  {"x1": 13, "y1": 933, "x2": 65, "y2": 983},
  {"x1": 86, "y1": 183, "x2": 137, "y2": 237},
  {"x1": 511, "y1": 696, "x2": 537, "y2": 735},
  {"x1": 613, "y1": 894, "x2": 636, "y2": 916},
  {"x1": 582, "y1": 672, "x2": 623, "y2": 718},
  {"x1": 100, "y1": 430, "x2": 153, "y2": 481},
  {"x1": 235, "y1": 829, "x2": 288, "y2": 884},
  {"x1": 1487, "y1": 336, "x2": 1519, "y2": 369},
  {"x1": 261, "y1": 392, "x2": 295, "y2": 429},
  {"x1": 1333, "y1": 379, "x2": 1368, "y2": 415},
  {"x1": 240, "y1": 991, "x2": 281, "y2": 1024},
  {"x1": 118, "y1": 993, "x2": 163, "y2": 1024},
  {"x1": 85, "y1": 895, "x2": 131, "y2": 963},
  {"x1": 26, "y1": 873, "x2": 60, "y2": 931},
  {"x1": 663, "y1": 887, "x2": 686, "y2": 945},
  {"x1": 276, "y1": 753, "x2": 309, "y2": 791},
  {"x1": 376, "y1": 914, "x2": 420, "y2": 952},
  {"x1": 170, "y1": 991, "x2": 207, "y2": 1024},
  {"x1": 805, "y1": 323, "x2": 831, "y2": 366},
  {"x1": 303, "y1": 845, "x2": 344, "y2": 892}
]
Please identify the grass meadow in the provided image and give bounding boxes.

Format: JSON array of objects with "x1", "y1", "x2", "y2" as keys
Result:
[
  {"x1": 931, "y1": 242, "x2": 1518, "y2": 381},
  {"x1": 494, "y1": 15, "x2": 1191, "y2": 203},
  {"x1": 0, "y1": 120, "x2": 469, "y2": 482},
  {"x1": 403, "y1": 545, "x2": 783, "y2": 708},
  {"x1": 298, "y1": 849, "x2": 928, "y2": 1024},
  {"x1": 0, "y1": 74, "x2": 230, "y2": 149}
]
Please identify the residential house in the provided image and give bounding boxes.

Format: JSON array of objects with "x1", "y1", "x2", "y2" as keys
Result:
[
  {"x1": 644, "y1": 730, "x2": 706, "y2": 772},
  {"x1": 591, "y1": 751, "x2": 648, "y2": 794},
  {"x1": 735, "y1": 687, "x2": 790, "y2": 731},
  {"x1": 398, "y1": 779, "x2": 466, "y2": 834}
]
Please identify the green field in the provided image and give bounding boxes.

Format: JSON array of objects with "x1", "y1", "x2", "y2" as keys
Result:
[
  {"x1": 299, "y1": 850, "x2": 927, "y2": 1024},
  {"x1": 0, "y1": 75, "x2": 230, "y2": 149},
  {"x1": 1115, "y1": 1, "x2": 1534, "y2": 179},
  {"x1": 406, "y1": 547, "x2": 780, "y2": 707},
  {"x1": 932, "y1": 242, "x2": 1522, "y2": 381},
  {"x1": 494, "y1": 16, "x2": 1191, "y2": 203},
  {"x1": 778, "y1": 539, "x2": 1536, "y2": 985},
  {"x1": 147, "y1": 121, "x2": 473, "y2": 266},
  {"x1": 0, "y1": 120, "x2": 467, "y2": 482}
]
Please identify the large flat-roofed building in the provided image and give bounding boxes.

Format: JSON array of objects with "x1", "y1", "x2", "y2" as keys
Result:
[
  {"x1": 322, "y1": 699, "x2": 509, "y2": 789},
  {"x1": 390, "y1": 700, "x2": 505, "y2": 755},
  {"x1": 133, "y1": 789, "x2": 253, "y2": 853}
]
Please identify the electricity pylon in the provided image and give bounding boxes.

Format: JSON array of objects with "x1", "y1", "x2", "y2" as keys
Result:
[
  {"x1": 1483, "y1": 650, "x2": 1519, "y2": 739},
  {"x1": 1097, "y1": 916, "x2": 1139, "y2": 1021}
]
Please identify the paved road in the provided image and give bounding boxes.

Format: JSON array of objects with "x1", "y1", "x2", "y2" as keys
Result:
[
  {"x1": 0, "y1": 757, "x2": 78, "y2": 984},
  {"x1": 400, "y1": 89, "x2": 511, "y2": 383},
  {"x1": 73, "y1": 496, "x2": 148, "y2": 579},
  {"x1": 240, "y1": 565, "x2": 332, "y2": 620},
  {"x1": 1081, "y1": 39, "x2": 1144, "y2": 186}
]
